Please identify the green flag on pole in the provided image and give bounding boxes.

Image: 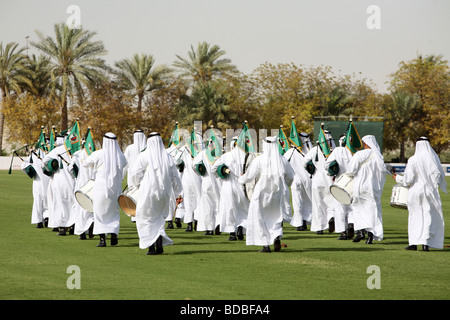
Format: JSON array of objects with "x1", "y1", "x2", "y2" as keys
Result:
[
  {"x1": 237, "y1": 121, "x2": 255, "y2": 153},
  {"x1": 317, "y1": 124, "x2": 331, "y2": 157},
  {"x1": 64, "y1": 121, "x2": 81, "y2": 155},
  {"x1": 35, "y1": 128, "x2": 48, "y2": 152},
  {"x1": 49, "y1": 126, "x2": 56, "y2": 151},
  {"x1": 168, "y1": 122, "x2": 180, "y2": 147},
  {"x1": 343, "y1": 121, "x2": 363, "y2": 155},
  {"x1": 205, "y1": 127, "x2": 222, "y2": 163},
  {"x1": 189, "y1": 128, "x2": 201, "y2": 158},
  {"x1": 83, "y1": 128, "x2": 96, "y2": 156},
  {"x1": 288, "y1": 117, "x2": 303, "y2": 149},
  {"x1": 277, "y1": 125, "x2": 289, "y2": 155}
]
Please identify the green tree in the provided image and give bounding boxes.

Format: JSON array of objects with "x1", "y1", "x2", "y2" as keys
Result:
[
  {"x1": 174, "y1": 42, "x2": 237, "y2": 86},
  {"x1": 114, "y1": 53, "x2": 172, "y2": 112},
  {"x1": 389, "y1": 54, "x2": 450, "y2": 153},
  {"x1": 0, "y1": 42, "x2": 31, "y2": 152},
  {"x1": 32, "y1": 23, "x2": 108, "y2": 131}
]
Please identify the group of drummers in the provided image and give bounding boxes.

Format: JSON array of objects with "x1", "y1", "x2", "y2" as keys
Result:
[{"x1": 19, "y1": 121, "x2": 447, "y2": 253}]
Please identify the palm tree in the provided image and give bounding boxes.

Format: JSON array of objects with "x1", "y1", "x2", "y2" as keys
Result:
[
  {"x1": 0, "y1": 42, "x2": 31, "y2": 152},
  {"x1": 25, "y1": 54, "x2": 53, "y2": 97},
  {"x1": 173, "y1": 42, "x2": 237, "y2": 86},
  {"x1": 32, "y1": 23, "x2": 108, "y2": 130},
  {"x1": 114, "y1": 53, "x2": 171, "y2": 112}
]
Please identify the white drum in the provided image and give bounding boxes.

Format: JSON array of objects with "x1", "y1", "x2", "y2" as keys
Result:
[
  {"x1": 118, "y1": 186, "x2": 140, "y2": 217},
  {"x1": 243, "y1": 152, "x2": 259, "y2": 200},
  {"x1": 330, "y1": 174, "x2": 354, "y2": 205},
  {"x1": 390, "y1": 184, "x2": 408, "y2": 210},
  {"x1": 75, "y1": 179, "x2": 95, "y2": 213}
]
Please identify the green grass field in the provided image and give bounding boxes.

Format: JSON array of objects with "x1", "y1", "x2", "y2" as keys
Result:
[{"x1": 0, "y1": 170, "x2": 449, "y2": 301}]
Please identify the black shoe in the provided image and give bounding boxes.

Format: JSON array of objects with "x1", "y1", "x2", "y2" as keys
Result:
[
  {"x1": 353, "y1": 230, "x2": 365, "y2": 242},
  {"x1": 203, "y1": 231, "x2": 213, "y2": 235},
  {"x1": 328, "y1": 218, "x2": 335, "y2": 233},
  {"x1": 185, "y1": 222, "x2": 193, "y2": 232},
  {"x1": 166, "y1": 221, "x2": 174, "y2": 229},
  {"x1": 316, "y1": 230, "x2": 324, "y2": 235},
  {"x1": 365, "y1": 232, "x2": 374, "y2": 244},
  {"x1": 69, "y1": 224, "x2": 75, "y2": 235},
  {"x1": 111, "y1": 233, "x2": 118, "y2": 246},
  {"x1": 337, "y1": 232, "x2": 348, "y2": 240},
  {"x1": 237, "y1": 226, "x2": 244, "y2": 240},
  {"x1": 52, "y1": 228, "x2": 59, "y2": 232},
  {"x1": 228, "y1": 232, "x2": 237, "y2": 241},
  {"x1": 44, "y1": 218, "x2": 49, "y2": 228},
  {"x1": 155, "y1": 236, "x2": 164, "y2": 254},
  {"x1": 274, "y1": 237, "x2": 281, "y2": 252},
  {"x1": 194, "y1": 220, "x2": 198, "y2": 231},
  {"x1": 347, "y1": 224, "x2": 355, "y2": 239},
  {"x1": 405, "y1": 245, "x2": 417, "y2": 251},
  {"x1": 57, "y1": 227, "x2": 66, "y2": 236},
  {"x1": 175, "y1": 218, "x2": 182, "y2": 228},
  {"x1": 78, "y1": 233, "x2": 87, "y2": 240},
  {"x1": 215, "y1": 225, "x2": 221, "y2": 235},
  {"x1": 36, "y1": 222, "x2": 44, "y2": 229},
  {"x1": 146, "y1": 244, "x2": 156, "y2": 255},
  {"x1": 422, "y1": 245, "x2": 430, "y2": 251},
  {"x1": 97, "y1": 234, "x2": 106, "y2": 247},
  {"x1": 259, "y1": 246, "x2": 271, "y2": 253}
]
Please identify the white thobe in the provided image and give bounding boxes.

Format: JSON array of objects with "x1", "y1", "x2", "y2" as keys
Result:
[
  {"x1": 43, "y1": 145, "x2": 75, "y2": 228},
  {"x1": 239, "y1": 155, "x2": 294, "y2": 246},
  {"x1": 396, "y1": 157, "x2": 446, "y2": 249},
  {"x1": 84, "y1": 149, "x2": 126, "y2": 235}
]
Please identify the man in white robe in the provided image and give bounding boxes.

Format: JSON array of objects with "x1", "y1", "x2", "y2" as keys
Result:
[
  {"x1": 69, "y1": 146, "x2": 95, "y2": 239},
  {"x1": 131, "y1": 133, "x2": 182, "y2": 255},
  {"x1": 325, "y1": 136, "x2": 354, "y2": 240},
  {"x1": 346, "y1": 135, "x2": 390, "y2": 244},
  {"x1": 123, "y1": 129, "x2": 146, "y2": 222},
  {"x1": 84, "y1": 132, "x2": 127, "y2": 247},
  {"x1": 284, "y1": 146, "x2": 312, "y2": 231},
  {"x1": 304, "y1": 144, "x2": 334, "y2": 234},
  {"x1": 192, "y1": 143, "x2": 222, "y2": 235},
  {"x1": 21, "y1": 149, "x2": 49, "y2": 228},
  {"x1": 394, "y1": 137, "x2": 447, "y2": 251},
  {"x1": 43, "y1": 136, "x2": 76, "y2": 235},
  {"x1": 239, "y1": 136, "x2": 295, "y2": 252},
  {"x1": 212, "y1": 137, "x2": 249, "y2": 240}
]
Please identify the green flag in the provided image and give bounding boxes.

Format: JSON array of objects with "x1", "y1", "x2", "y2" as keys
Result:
[
  {"x1": 189, "y1": 128, "x2": 201, "y2": 158},
  {"x1": 288, "y1": 118, "x2": 302, "y2": 149},
  {"x1": 83, "y1": 128, "x2": 96, "y2": 156},
  {"x1": 64, "y1": 121, "x2": 81, "y2": 155},
  {"x1": 35, "y1": 128, "x2": 48, "y2": 152},
  {"x1": 277, "y1": 125, "x2": 289, "y2": 155},
  {"x1": 317, "y1": 124, "x2": 331, "y2": 157},
  {"x1": 49, "y1": 126, "x2": 56, "y2": 151},
  {"x1": 237, "y1": 122, "x2": 255, "y2": 153},
  {"x1": 343, "y1": 121, "x2": 363, "y2": 155},
  {"x1": 168, "y1": 122, "x2": 180, "y2": 147},
  {"x1": 205, "y1": 128, "x2": 222, "y2": 163}
]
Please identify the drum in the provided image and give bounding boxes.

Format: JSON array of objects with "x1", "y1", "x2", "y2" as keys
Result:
[
  {"x1": 118, "y1": 186, "x2": 140, "y2": 217},
  {"x1": 390, "y1": 184, "x2": 408, "y2": 209},
  {"x1": 330, "y1": 173, "x2": 354, "y2": 205},
  {"x1": 24, "y1": 164, "x2": 37, "y2": 179},
  {"x1": 46, "y1": 158, "x2": 59, "y2": 174},
  {"x1": 75, "y1": 179, "x2": 95, "y2": 213},
  {"x1": 195, "y1": 162, "x2": 206, "y2": 176},
  {"x1": 217, "y1": 164, "x2": 230, "y2": 179}
]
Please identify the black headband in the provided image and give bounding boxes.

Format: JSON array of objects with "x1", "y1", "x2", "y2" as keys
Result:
[
  {"x1": 416, "y1": 136, "x2": 429, "y2": 142},
  {"x1": 104, "y1": 134, "x2": 117, "y2": 140},
  {"x1": 148, "y1": 132, "x2": 161, "y2": 138}
]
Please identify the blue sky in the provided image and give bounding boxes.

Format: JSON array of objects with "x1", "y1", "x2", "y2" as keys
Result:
[{"x1": 1, "y1": 0, "x2": 449, "y2": 92}]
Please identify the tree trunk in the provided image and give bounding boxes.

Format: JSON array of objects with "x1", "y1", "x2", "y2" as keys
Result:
[
  {"x1": 61, "y1": 97, "x2": 68, "y2": 131},
  {"x1": 0, "y1": 90, "x2": 6, "y2": 154},
  {"x1": 399, "y1": 137, "x2": 406, "y2": 163}
]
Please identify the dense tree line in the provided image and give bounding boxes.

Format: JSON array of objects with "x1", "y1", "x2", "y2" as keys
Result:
[{"x1": 1, "y1": 23, "x2": 448, "y2": 161}]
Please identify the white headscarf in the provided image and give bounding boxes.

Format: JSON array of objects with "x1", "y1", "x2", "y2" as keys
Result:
[
  {"x1": 414, "y1": 137, "x2": 447, "y2": 193},
  {"x1": 362, "y1": 135, "x2": 383, "y2": 159},
  {"x1": 133, "y1": 130, "x2": 146, "y2": 152},
  {"x1": 55, "y1": 136, "x2": 64, "y2": 147},
  {"x1": 262, "y1": 136, "x2": 285, "y2": 194},
  {"x1": 102, "y1": 132, "x2": 126, "y2": 192},
  {"x1": 146, "y1": 132, "x2": 172, "y2": 198}
]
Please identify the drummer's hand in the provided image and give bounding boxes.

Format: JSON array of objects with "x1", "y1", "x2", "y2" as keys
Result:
[{"x1": 392, "y1": 173, "x2": 397, "y2": 179}]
